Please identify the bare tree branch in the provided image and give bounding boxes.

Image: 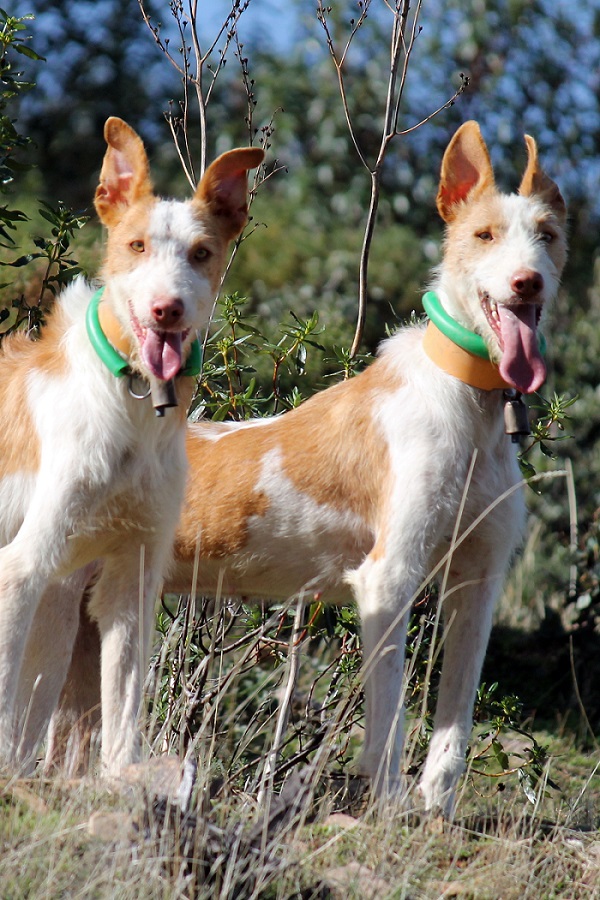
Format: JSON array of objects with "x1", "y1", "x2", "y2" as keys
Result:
[
  {"x1": 138, "y1": 0, "x2": 252, "y2": 182},
  {"x1": 317, "y1": 0, "x2": 466, "y2": 361}
]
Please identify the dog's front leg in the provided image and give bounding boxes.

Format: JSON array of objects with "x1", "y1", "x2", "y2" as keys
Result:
[
  {"x1": 419, "y1": 538, "x2": 516, "y2": 817},
  {"x1": 88, "y1": 546, "x2": 167, "y2": 776},
  {"x1": 16, "y1": 568, "x2": 94, "y2": 771},
  {"x1": 0, "y1": 541, "x2": 55, "y2": 765}
]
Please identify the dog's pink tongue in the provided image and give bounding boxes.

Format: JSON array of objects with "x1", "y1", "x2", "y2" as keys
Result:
[
  {"x1": 141, "y1": 330, "x2": 183, "y2": 381},
  {"x1": 497, "y1": 304, "x2": 546, "y2": 394}
]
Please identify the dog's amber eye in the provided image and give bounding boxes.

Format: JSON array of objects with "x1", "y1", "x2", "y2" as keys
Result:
[
  {"x1": 476, "y1": 231, "x2": 493, "y2": 242},
  {"x1": 130, "y1": 240, "x2": 145, "y2": 253},
  {"x1": 192, "y1": 246, "x2": 210, "y2": 262}
]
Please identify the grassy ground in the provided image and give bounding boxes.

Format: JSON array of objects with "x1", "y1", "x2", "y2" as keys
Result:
[
  {"x1": 0, "y1": 729, "x2": 598, "y2": 899},
  {"x1": 1, "y1": 597, "x2": 599, "y2": 900}
]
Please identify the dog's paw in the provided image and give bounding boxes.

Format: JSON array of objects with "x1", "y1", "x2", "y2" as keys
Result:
[
  {"x1": 418, "y1": 772, "x2": 457, "y2": 819},
  {"x1": 418, "y1": 724, "x2": 469, "y2": 818}
]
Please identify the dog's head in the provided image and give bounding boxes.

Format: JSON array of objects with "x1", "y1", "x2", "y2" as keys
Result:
[
  {"x1": 435, "y1": 120, "x2": 567, "y2": 394},
  {"x1": 94, "y1": 117, "x2": 263, "y2": 382}
]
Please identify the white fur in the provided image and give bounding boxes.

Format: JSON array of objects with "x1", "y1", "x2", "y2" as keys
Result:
[
  {"x1": 0, "y1": 280, "x2": 188, "y2": 773},
  {"x1": 0, "y1": 118, "x2": 261, "y2": 775}
]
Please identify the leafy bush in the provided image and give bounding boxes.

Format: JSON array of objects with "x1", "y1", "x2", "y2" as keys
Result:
[
  {"x1": 0, "y1": 8, "x2": 38, "y2": 248},
  {"x1": 0, "y1": 10, "x2": 87, "y2": 337}
]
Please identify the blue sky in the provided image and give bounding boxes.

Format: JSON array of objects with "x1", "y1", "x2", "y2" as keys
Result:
[{"x1": 17, "y1": 0, "x2": 600, "y2": 218}]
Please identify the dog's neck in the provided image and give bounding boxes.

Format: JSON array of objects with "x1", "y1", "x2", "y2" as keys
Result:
[
  {"x1": 422, "y1": 291, "x2": 512, "y2": 391},
  {"x1": 422, "y1": 320, "x2": 511, "y2": 391}
]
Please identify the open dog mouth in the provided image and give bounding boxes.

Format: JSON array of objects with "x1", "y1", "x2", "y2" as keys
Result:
[
  {"x1": 129, "y1": 304, "x2": 190, "y2": 382},
  {"x1": 480, "y1": 291, "x2": 545, "y2": 394}
]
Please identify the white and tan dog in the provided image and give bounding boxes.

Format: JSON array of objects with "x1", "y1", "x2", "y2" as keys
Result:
[
  {"x1": 50, "y1": 121, "x2": 566, "y2": 815},
  {"x1": 0, "y1": 116, "x2": 263, "y2": 775}
]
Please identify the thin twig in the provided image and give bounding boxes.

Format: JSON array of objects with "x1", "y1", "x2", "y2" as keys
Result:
[
  {"x1": 565, "y1": 456, "x2": 578, "y2": 600},
  {"x1": 257, "y1": 599, "x2": 306, "y2": 807},
  {"x1": 138, "y1": 0, "x2": 252, "y2": 182},
  {"x1": 568, "y1": 637, "x2": 599, "y2": 750}
]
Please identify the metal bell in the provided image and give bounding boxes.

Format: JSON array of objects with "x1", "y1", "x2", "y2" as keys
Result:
[
  {"x1": 150, "y1": 377, "x2": 178, "y2": 417},
  {"x1": 503, "y1": 390, "x2": 531, "y2": 442}
]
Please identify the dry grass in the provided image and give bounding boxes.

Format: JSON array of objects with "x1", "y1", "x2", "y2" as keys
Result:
[
  {"x1": 0, "y1": 747, "x2": 598, "y2": 899},
  {"x1": 0, "y1": 594, "x2": 598, "y2": 899}
]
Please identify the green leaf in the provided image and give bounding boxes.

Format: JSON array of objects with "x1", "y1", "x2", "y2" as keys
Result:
[
  {"x1": 491, "y1": 739, "x2": 510, "y2": 772},
  {"x1": 3, "y1": 252, "x2": 40, "y2": 267},
  {"x1": 294, "y1": 343, "x2": 307, "y2": 374},
  {"x1": 13, "y1": 45, "x2": 45, "y2": 62}
]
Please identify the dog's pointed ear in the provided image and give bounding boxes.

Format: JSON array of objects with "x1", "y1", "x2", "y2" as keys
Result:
[
  {"x1": 95, "y1": 117, "x2": 153, "y2": 227},
  {"x1": 195, "y1": 147, "x2": 265, "y2": 241},
  {"x1": 436, "y1": 121, "x2": 495, "y2": 223},
  {"x1": 518, "y1": 135, "x2": 566, "y2": 223}
]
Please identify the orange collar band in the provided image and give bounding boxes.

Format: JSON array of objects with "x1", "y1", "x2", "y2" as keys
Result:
[
  {"x1": 422, "y1": 320, "x2": 512, "y2": 391},
  {"x1": 97, "y1": 298, "x2": 135, "y2": 360}
]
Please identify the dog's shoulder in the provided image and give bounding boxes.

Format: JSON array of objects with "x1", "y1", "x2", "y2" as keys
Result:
[
  {"x1": 377, "y1": 319, "x2": 427, "y2": 359},
  {"x1": 53, "y1": 277, "x2": 94, "y2": 322}
]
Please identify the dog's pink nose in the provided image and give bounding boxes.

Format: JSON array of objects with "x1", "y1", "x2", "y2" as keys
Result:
[
  {"x1": 151, "y1": 297, "x2": 184, "y2": 329},
  {"x1": 511, "y1": 270, "x2": 544, "y2": 299}
]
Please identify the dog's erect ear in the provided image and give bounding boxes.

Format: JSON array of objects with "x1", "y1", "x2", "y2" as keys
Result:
[
  {"x1": 518, "y1": 134, "x2": 567, "y2": 223},
  {"x1": 195, "y1": 147, "x2": 265, "y2": 240},
  {"x1": 436, "y1": 121, "x2": 495, "y2": 223},
  {"x1": 95, "y1": 117, "x2": 153, "y2": 227}
]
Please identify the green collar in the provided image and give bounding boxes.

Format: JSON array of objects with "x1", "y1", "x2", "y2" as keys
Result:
[
  {"x1": 85, "y1": 287, "x2": 202, "y2": 378},
  {"x1": 422, "y1": 290, "x2": 546, "y2": 358},
  {"x1": 422, "y1": 291, "x2": 490, "y2": 359}
]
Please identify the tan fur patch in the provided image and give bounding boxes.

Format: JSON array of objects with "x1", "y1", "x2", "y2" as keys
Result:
[
  {"x1": 176, "y1": 430, "x2": 271, "y2": 558},
  {"x1": 278, "y1": 361, "x2": 392, "y2": 523},
  {"x1": 176, "y1": 357, "x2": 396, "y2": 561},
  {"x1": 0, "y1": 306, "x2": 71, "y2": 475},
  {"x1": 100, "y1": 200, "x2": 154, "y2": 279}
]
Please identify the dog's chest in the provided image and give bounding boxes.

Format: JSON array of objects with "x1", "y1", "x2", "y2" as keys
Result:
[
  {"x1": 427, "y1": 396, "x2": 525, "y2": 558},
  {"x1": 93, "y1": 422, "x2": 186, "y2": 514}
]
